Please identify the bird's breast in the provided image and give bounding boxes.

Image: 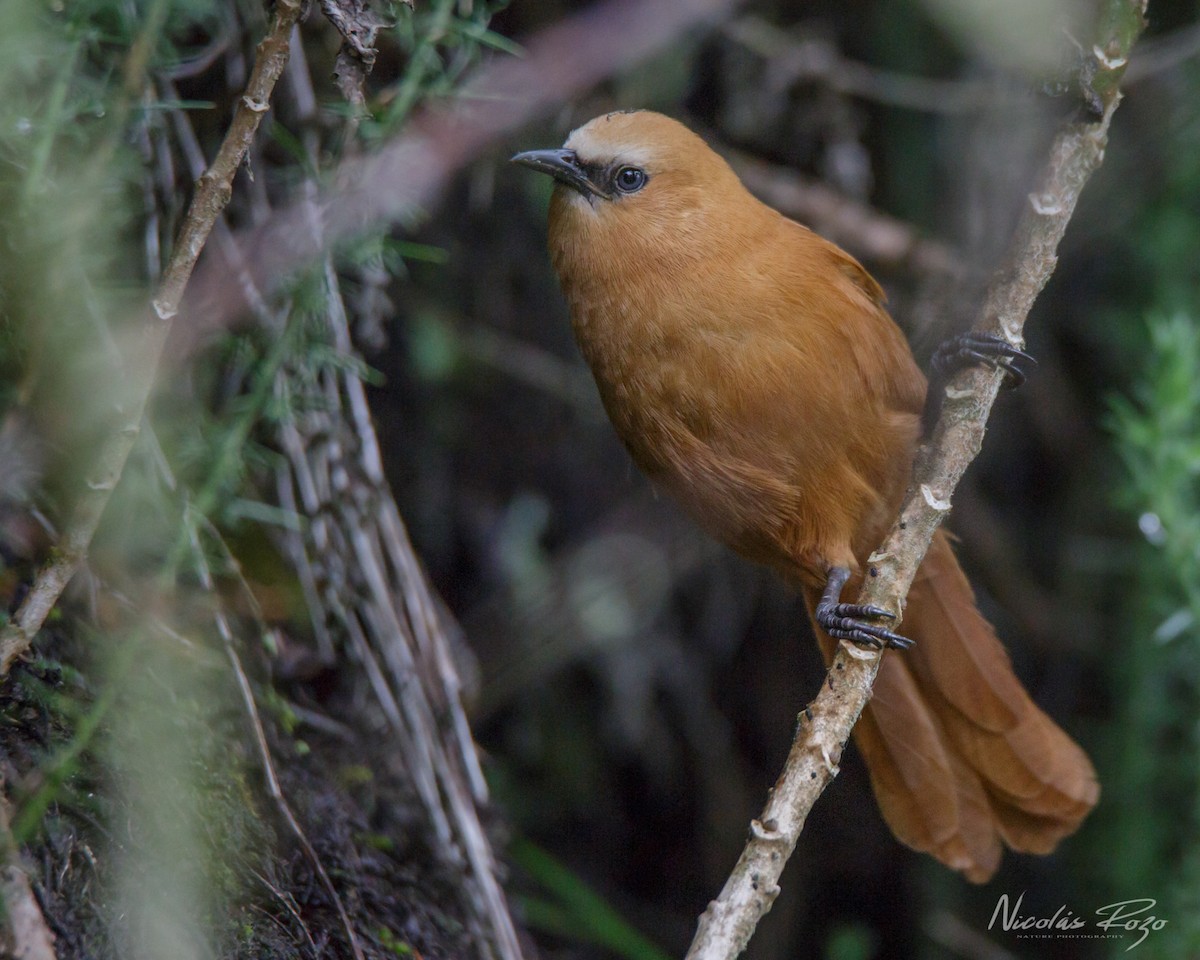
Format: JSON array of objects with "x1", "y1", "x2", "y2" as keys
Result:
[{"x1": 565, "y1": 285, "x2": 689, "y2": 464}]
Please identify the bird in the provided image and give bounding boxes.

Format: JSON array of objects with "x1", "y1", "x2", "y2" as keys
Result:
[{"x1": 511, "y1": 110, "x2": 1098, "y2": 882}]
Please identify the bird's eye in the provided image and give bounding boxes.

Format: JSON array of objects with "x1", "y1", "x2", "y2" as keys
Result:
[{"x1": 613, "y1": 166, "x2": 647, "y2": 194}]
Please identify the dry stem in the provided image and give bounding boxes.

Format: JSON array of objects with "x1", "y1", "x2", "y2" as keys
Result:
[
  {"x1": 685, "y1": 4, "x2": 1146, "y2": 958},
  {"x1": 727, "y1": 149, "x2": 967, "y2": 280},
  {"x1": 0, "y1": 787, "x2": 58, "y2": 960},
  {"x1": 0, "y1": 0, "x2": 304, "y2": 676}
]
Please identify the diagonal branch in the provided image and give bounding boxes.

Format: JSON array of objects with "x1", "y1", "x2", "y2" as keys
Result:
[
  {"x1": 685, "y1": 3, "x2": 1147, "y2": 958},
  {"x1": 0, "y1": 0, "x2": 304, "y2": 676},
  {"x1": 0, "y1": 785, "x2": 58, "y2": 960}
]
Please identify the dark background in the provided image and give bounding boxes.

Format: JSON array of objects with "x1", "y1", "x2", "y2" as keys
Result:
[
  {"x1": 377, "y1": 1, "x2": 1200, "y2": 957},
  {"x1": 2, "y1": 0, "x2": 1198, "y2": 957}
]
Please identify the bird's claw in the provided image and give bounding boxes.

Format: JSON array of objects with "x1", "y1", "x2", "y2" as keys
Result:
[
  {"x1": 827, "y1": 601, "x2": 894, "y2": 622},
  {"x1": 931, "y1": 333, "x2": 1036, "y2": 389},
  {"x1": 815, "y1": 595, "x2": 912, "y2": 651}
]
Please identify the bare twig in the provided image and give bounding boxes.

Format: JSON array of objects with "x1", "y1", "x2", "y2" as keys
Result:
[
  {"x1": 266, "y1": 39, "x2": 526, "y2": 960},
  {"x1": 250, "y1": 870, "x2": 321, "y2": 955},
  {"x1": 320, "y1": 0, "x2": 397, "y2": 123},
  {"x1": 170, "y1": 57, "x2": 526, "y2": 951},
  {"x1": 0, "y1": 0, "x2": 304, "y2": 676},
  {"x1": 224, "y1": 630, "x2": 367, "y2": 960},
  {"x1": 723, "y1": 15, "x2": 1021, "y2": 115},
  {"x1": 0, "y1": 787, "x2": 58, "y2": 960},
  {"x1": 684, "y1": 3, "x2": 1147, "y2": 958},
  {"x1": 269, "y1": 260, "x2": 528, "y2": 959},
  {"x1": 723, "y1": 11, "x2": 1195, "y2": 111},
  {"x1": 724, "y1": 148, "x2": 968, "y2": 279}
]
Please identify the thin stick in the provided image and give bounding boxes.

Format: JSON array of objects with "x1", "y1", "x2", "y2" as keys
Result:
[
  {"x1": 684, "y1": 4, "x2": 1146, "y2": 958},
  {"x1": 225, "y1": 638, "x2": 367, "y2": 960},
  {"x1": 0, "y1": 0, "x2": 304, "y2": 676},
  {"x1": 726, "y1": 149, "x2": 967, "y2": 280},
  {"x1": 0, "y1": 786, "x2": 59, "y2": 960}
]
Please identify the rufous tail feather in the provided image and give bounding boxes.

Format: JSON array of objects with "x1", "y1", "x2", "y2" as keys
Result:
[{"x1": 807, "y1": 530, "x2": 1098, "y2": 882}]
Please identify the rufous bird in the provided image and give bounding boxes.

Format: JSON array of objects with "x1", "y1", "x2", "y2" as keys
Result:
[{"x1": 512, "y1": 110, "x2": 1098, "y2": 882}]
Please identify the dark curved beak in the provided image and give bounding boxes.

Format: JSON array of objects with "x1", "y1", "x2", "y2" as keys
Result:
[{"x1": 510, "y1": 148, "x2": 607, "y2": 199}]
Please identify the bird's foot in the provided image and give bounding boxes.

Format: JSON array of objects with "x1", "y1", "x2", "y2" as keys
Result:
[
  {"x1": 816, "y1": 567, "x2": 912, "y2": 651},
  {"x1": 931, "y1": 332, "x2": 1036, "y2": 390},
  {"x1": 818, "y1": 602, "x2": 913, "y2": 650}
]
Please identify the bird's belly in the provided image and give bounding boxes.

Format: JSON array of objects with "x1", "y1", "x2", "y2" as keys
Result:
[
  {"x1": 571, "y1": 299, "x2": 914, "y2": 582},
  {"x1": 592, "y1": 373, "x2": 833, "y2": 580}
]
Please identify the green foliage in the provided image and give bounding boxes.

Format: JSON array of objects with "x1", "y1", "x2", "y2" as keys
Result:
[
  {"x1": 823, "y1": 923, "x2": 878, "y2": 960},
  {"x1": 8, "y1": 691, "x2": 109, "y2": 843},
  {"x1": 1110, "y1": 315, "x2": 1200, "y2": 640},
  {"x1": 1105, "y1": 313, "x2": 1200, "y2": 958},
  {"x1": 1102, "y1": 54, "x2": 1200, "y2": 960},
  {"x1": 511, "y1": 838, "x2": 673, "y2": 960},
  {"x1": 376, "y1": 924, "x2": 416, "y2": 955},
  {"x1": 359, "y1": 0, "x2": 517, "y2": 137},
  {"x1": 2, "y1": 0, "x2": 1196, "y2": 955}
]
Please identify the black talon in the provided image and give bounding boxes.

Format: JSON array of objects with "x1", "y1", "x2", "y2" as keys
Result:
[
  {"x1": 931, "y1": 332, "x2": 1036, "y2": 390},
  {"x1": 827, "y1": 602, "x2": 894, "y2": 622},
  {"x1": 815, "y1": 567, "x2": 912, "y2": 651},
  {"x1": 924, "y1": 332, "x2": 1036, "y2": 433}
]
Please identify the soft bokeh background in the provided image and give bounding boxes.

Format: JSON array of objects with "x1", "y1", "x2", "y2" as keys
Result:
[
  {"x1": 392, "y1": 2, "x2": 1200, "y2": 957},
  {"x1": 1, "y1": 0, "x2": 1199, "y2": 958}
]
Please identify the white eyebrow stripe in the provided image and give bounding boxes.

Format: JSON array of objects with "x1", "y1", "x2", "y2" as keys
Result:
[{"x1": 564, "y1": 128, "x2": 657, "y2": 170}]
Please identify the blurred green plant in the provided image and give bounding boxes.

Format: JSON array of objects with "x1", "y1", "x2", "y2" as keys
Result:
[
  {"x1": 823, "y1": 922, "x2": 878, "y2": 960},
  {"x1": 511, "y1": 837, "x2": 673, "y2": 960},
  {"x1": 1105, "y1": 313, "x2": 1200, "y2": 958},
  {"x1": 1110, "y1": 315, "x2": 1200, "y2": 641},
  {"x1": 1101, "y1": 53, "x2": 1200, "y2": 960},
  {"x1": 372, "y1": 0, "x2": 515, "y2": 136}
]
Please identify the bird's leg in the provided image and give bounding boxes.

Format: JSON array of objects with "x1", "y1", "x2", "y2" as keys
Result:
[
  {"x1": 923, "y1": 333, "x2": 1036, "y2": 433},
  {"x1": 815, "y1": 566, "x2": 912, "y2": 650}
]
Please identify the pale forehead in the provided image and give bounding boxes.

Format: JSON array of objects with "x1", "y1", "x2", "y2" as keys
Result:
[{"x1": 563, "y1": 111, "x2": 693, "y2": 168}]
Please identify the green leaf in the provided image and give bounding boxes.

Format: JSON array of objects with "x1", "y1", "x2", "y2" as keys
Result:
[{"x1": 510, "y1": 838, "x2": 672, "y2": 960}]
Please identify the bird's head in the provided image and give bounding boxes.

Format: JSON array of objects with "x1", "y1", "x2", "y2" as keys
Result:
[{"x1": 512, "y1": 111, "x2": 752, "y2": 277}]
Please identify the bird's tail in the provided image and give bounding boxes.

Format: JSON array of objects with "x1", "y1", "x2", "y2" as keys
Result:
[{"x1": 806, "y1": 530, "x2": 1099, "y2": 882}]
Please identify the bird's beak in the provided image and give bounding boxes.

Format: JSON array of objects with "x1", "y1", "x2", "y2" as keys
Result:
[{"x1": 510, "y1": 148, "x2": 608, "y2": 199}]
